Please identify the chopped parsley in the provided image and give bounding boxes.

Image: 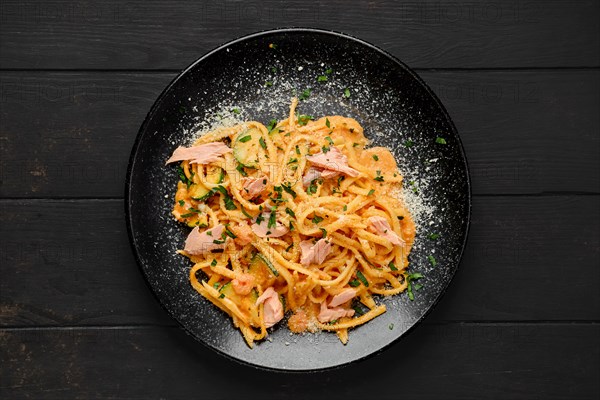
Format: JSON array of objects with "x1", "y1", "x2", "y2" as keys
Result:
[
  {"x1": 344, "y1": 88, "x2": 351, "y2": 98},
  {"x1": 367, "y1": 189, "x2": 375, "y2": 196},
  {"x1": 282, "y1": 183, "x2": 297, "y2": 198},
  {"x1": 236, "y1": 164, "x2": 248, "y2": 177},
  {"x1": 285, "y1": 243, "x2": 294, "y2": 252},
  {"x1": 178, "y1": 200, "x2": 185, "y2": 206},
  {"x1": 271, "y1": 66, "x2": 277, "y2": 73},
  {"x1": 317, "y1": 75, "x2": 328, "y2": 82},
  {"x1": 240, "y1": 206, "x2": 253, "y2": 219},
  {"x1": 389, "y1": 323, "x2": 394, "y2": 330},
  {"x1": 312, "y1": 215, "x2": 324, "y2": 224},
  {"x1": 343, "y1": 205, "x2": 347, "y2": 211},
  {"x1": 224, "y1": 226, "x2": 237, "y2": 239},
  {"x1": 287, "y1": 157, "x2": 298, "y2": 164},
  {"x1": 211, "y1": 259, "x2": 217, "y2": 267},
  {"x1": 407, "y1": 272, "x2": 424, "y2": 301},
  {"x1": 325, "y1": 68, "x2": 333, "y2": 74},
  {"x1": 265, "y1": 81, "x2": 273, "y2": 87},
  {"x1": 349, "y1": 280, "x2": 361, "y2": 287},
  {"x1": 231, "y1": 108, "x2": 240, "y2": 114},
  {"x1": 177, "y1": 165, "x2": 192, "y2": 187},
  {"x1": 215, "y1": 185, "x2": 237, "y2": 210},
  {"x1": 352, "y1": 142, "x2": 360, "y2": 147},
  {"x1": 372, "y1": 154, "x2": 379, "y2": 161},
  {"x1": 374, "y1": 170, "x2": 384, "y2": 182},
  {"x1": 267, "y1": 208, "x2": 277, "y2": 229},
  {"x1": 325, "y1": 136, "x2": 334, "y2": 145},
  {"x1": 297, "y1": 114, "x2": 314, "y2": 126},
  {"x1": 299, "y1": 88, "x2": 311, "y2": 101},
  {"x1": 259, "y1": 137, "x2": 267, "y2": 150},
  {"x1": 285, "y1": 207, "x2": 296, "y2": 218},
  {"x1": 295, "y1": 145, "x2": 301, "y2": 155},
  {"x1": 267, "y1": 119, "x2": 278, "y2": 133},
  {"x1": 325, "y1": 118, "x2": 330, "y2": 128},
  {"x1": 289, "y1": 221, "x2": 295, "y2": 231},
  {"x1": 428, "y1": 233, "x2": 439, "y2": 240},
  {"x1": 404, "y1": 140, "x2": 414, "y2": 148},
  {"x1": 389, "y1": 262, "x2": 398, "y2": 271},
  {"x1": 255, "y1": 213, "x2": 264, "y2": 225},
  {"x1": 320, "y1": 228, "x2": 327, "y2": 237},
  {"x1": 238, "y1": 135, "x2": 252, "y2": 143},
  {"x1": 428, "y1": 255, "x2": 437, "y2": 266},
  {"x1": 356, "y1": 270, "x2": 369, "y2": 287},
  {"x1": 322, "y1": 145, "x2": 330, "y2": 153},
  {"x1": 180, "y1": 212, "x2": 196, "y2": 218},
  {"x1": 435, "y1": 137, "x2": 447, "y2": 145},
  {"x1": 307, "y1": 179, "x2": 318, "y2": 195}
]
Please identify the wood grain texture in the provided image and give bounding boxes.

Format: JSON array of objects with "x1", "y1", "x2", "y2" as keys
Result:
[
  {"x1": 1, "y1": 324, "x2": 598, "y2": 399},
  {"x1": 1, "y1": 70, "x2": 598, "y2": 198},
  {"x1": 0, "y1": 0, "x2": 598, "y2": 70},
  {"x1": 1, "y1": 196, "x2": 598, "y2": 327}
]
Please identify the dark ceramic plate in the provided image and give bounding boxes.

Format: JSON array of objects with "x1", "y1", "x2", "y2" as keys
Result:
[{"x1": 125, "y1": 28, "x2": 470, "y2": 371}]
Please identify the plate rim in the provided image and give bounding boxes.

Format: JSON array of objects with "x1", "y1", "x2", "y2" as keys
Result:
[{"x1": 124, "y1": 27, "x2": 472, "y2": 372}]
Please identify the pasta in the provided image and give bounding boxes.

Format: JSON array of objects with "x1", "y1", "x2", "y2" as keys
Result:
[{"x1": 167, "y1": 99, "x2": 416, "y2": 347}]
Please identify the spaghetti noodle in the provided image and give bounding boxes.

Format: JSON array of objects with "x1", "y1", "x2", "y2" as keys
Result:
[{"x1": 167, "y1": 99, "x2": 415, "y2": 347}]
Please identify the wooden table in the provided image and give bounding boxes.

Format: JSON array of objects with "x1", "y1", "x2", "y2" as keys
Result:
[{"x1": 1, "y1": 1, "x2": 598, "y2": 398}]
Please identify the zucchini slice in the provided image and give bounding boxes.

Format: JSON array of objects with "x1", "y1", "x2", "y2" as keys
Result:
[
  {"x1": 206, "y1": 166, "x2": 224, "y2": 184},
  {"x1": 233, "y1": 128, "x2": 262, "y2": 168},
  {"x1": 218, "y1": 282, "x2": 260, "y2": 325},
  {"x1": 248, "y1": 253, "x2": 279, "y2": 288},
  {"x1": 189, "y1": 183, "x2": 213, "y2": 201}
]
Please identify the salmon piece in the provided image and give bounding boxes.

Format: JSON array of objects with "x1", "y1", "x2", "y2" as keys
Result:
[
  {"x1": 230, "y1": 222, "x2": 254, "y2": 246},
  {"x1": 329, "y1": 288, "x2": 357, "y2": 308},
  {"x1": 255, "y1": 287, "x2": 284, "y2": 328},
  {"x1": 306, "y1": 147, "x2": 359, "y2": 177},
  {"x1": 317, "y1": 302, "x2": 355, "y2": 323},
  {"x1": 241, "y1": 176, "x2": 268, "y2": 199},
  {"x1": 367, "y1": 216, "x2": 404, "y2": 246},
  {"x1": 299, "y1": 239, "x2": 332, "y2": 266},
  {"x1": 251, "y1": 212, "x2": 289, "y2": 238},
  {"x1": 232, "y1": 273, "x2": 255, "y2": 295},
  {"x1": 302, "y1": 167, "x2": 341, "y2": 188},
  {"x1": 184, "y1": 224, "x2": 227, "y2": 255},
  {"x1": 288, "y1": 309, "x2": 309, "y2": 333},
  {"x1": 165, "y1": 142, "x2": 232, "y2": 165}
]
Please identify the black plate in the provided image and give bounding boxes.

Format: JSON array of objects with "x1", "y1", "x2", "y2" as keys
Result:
[{"x1": 125, "y1": 28, "x2": 471, "y2": 371}]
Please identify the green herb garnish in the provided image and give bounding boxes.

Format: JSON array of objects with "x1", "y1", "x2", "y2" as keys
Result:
[
  {"x1": 259, "y1": 137, "x2": 267, "y2": 150},
  {"x1": 320, "y1": 228, "x2": 327, "y2": 237},
  {"x1": 367, "y1": 189, "x2": 375, "y2": 196},
  {"x1": 211, "y1": 259, "x2": 217, "y2": 267},
  {"x1": 428, "y1": 255, "x2": 437, "y2": 266},
  {"x1": 404, "y1": 140, "x2": 414, "y2": 148},
  {"x1": 299, "y1": 88, "x2": 311, "y2": 101},
  {"x1": 317, "y1": 75, "x2": 328, "y2": 82},
  {"x1": 389, "y1": 262, "x2": 398, "y2": 271},
  {"x1": 325, "y1": 118, "x2": 330, "y2": 128},
  {"x1": 282, "y1": 183, "x2": 297, "y2": 198},
  {"x1": 344, "y1": 88, "x2": 351, "y2": 98},
  {"x1": 372, "y1": 154, "x2": 379, "y2": 161},
  {"x1": 297, "y1": 114, "x2": 314, "y2": 126},
  {"x1": 178, "y1": 200, "x2": 185, "y2": 206},
  {"x1": 356, "y1": 270, "x2": 369, "y2": 287},
  {"x1": 265, "y1": 81, "x2": 273, "y2": 87},
  {"x1": 238, "y1": 135, "x2": 252, "y2": 143},
  {"x1": 428, "y1": 233, "x2": 439, "y2": 240},
  {"x1": 267, "y1": 208, "x2": 277, "y2": 229},
  {"x1": 285, "y1": 207, "x2": 296, "y2": 218},
  {"x1": 312, "y1": 215, "x2": 324, "y2": 224},
  {"x1": 435, "y1": 137, "x2": 447, "y2": 145}
]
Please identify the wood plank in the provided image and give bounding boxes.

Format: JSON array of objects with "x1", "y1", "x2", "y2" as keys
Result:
[
  {"x1": 1, "y1": 324, "x2": 598, "y2": 399},
  {"x1": 1, "y1": 70, "x2": 598, "y2": 198},
  {"x1": 1, "y1": 196, "x2": 598, "y2": 327},
  {"x1": 0, "y1": 0, "x2": 598, "y2": 69}
]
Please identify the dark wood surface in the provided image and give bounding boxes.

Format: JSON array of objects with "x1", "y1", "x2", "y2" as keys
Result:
[{"x1": 1, "y1": 1, "x2": 598, "y2": 399}]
